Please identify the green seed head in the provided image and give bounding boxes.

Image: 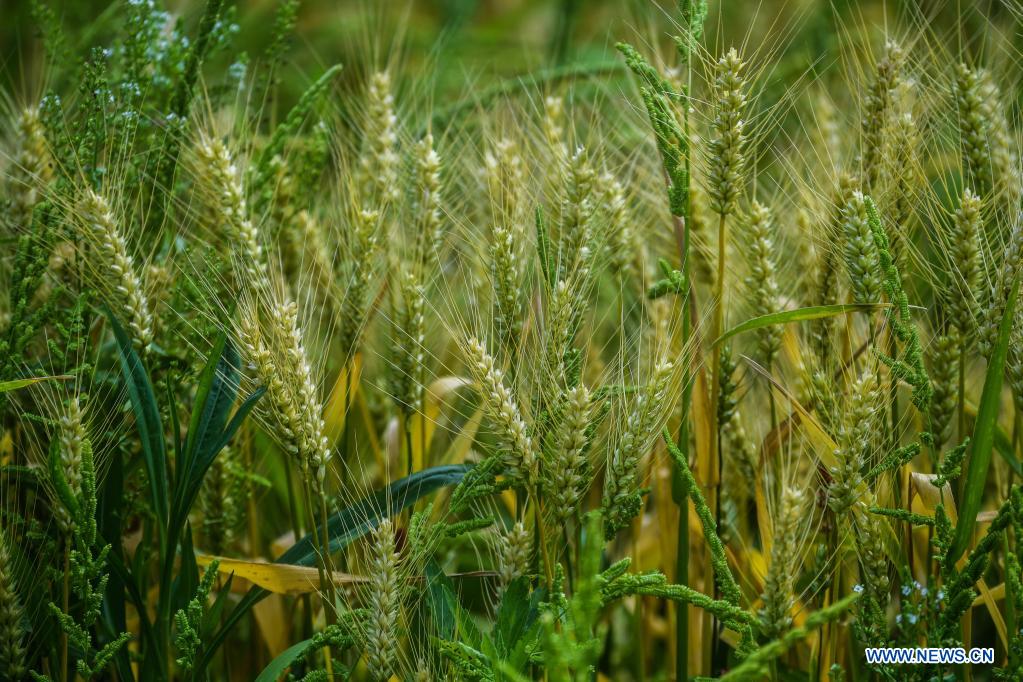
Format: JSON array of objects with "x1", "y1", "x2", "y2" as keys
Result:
[{"x1": 707, "y1": 48, "x2": 748, "y2": 217}]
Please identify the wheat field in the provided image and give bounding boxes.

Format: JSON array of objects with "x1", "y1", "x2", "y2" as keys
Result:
[{"x1": 1, "y1": 0, "x2": 1023, "y2": 680}]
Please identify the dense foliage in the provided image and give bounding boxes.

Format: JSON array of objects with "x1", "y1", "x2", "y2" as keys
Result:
[{"x1": 2, "y1": 0, "x2": 1023, "y2": 680}]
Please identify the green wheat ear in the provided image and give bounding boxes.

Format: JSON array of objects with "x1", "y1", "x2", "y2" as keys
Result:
[
  {"x1": 463, "y1": 337, "x2": 537, "y2": 486},
  {"x1": 758, "y1": 486, "x2": 806, "y2": 640},
  {"x1": 744, "y1": 201, "x2": 782, "y2": 367},
  {"x1": 948, "y1": 189, "x2": 983, "y2": 337},
  {"x1": 707, "y1": 48, "x2": 748, "y2": 218},
  {"x1": 76, "y1": 189, "x2": 154, "y2": 354},
  {"x1": 928, "y1": 326, "x2": 959, "y2": 447},
  {"x1": 365, "y1": 518, "x2": 400, "y2": 681},
  {"x1": 601, "y1": 359, "x2": 673, "y2": 539},
  {"x1": 0, "y1": 526, "x2": 28, "y2": 680},
  {"x1": 840, "y1": 191, "x2": 882, "y2": 306},
  {"x1": 859, "y1": 41, "x2": 904, "y2": 192}
]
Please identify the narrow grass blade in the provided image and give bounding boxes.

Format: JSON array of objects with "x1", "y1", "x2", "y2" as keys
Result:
[
  {"x1": 255, "y1": 636, "x2": 318, "y2": 682},
  {"x1": 108, "y1": 310, "x2": 168, "y2": 530},
  {"x1": 0, "y1": 374, "x2": 72, "y2": 393},
  {"x1": 711, "y1": 304, "x2": 881, "y2": 349},
  {"x1": 948, "y1": 276, "x2": 1019, "y2": 563}
]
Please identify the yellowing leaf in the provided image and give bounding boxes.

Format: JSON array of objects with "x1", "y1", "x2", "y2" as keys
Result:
[
  {"x1": 691, "y1": 366, "x2": 712, "y2": 485},
  {"x1": 253, "y1": 594, "x2": 289, "y2": 656},
  {"x1": 196, "y1": 554, "x2": 368, "y2": 595},
  {"x1": 972, "y1": 582, "x2": 1005, "y2": 606},
  {"x1": 909, "y1": 472, "x2": 957, "y2": 523},
  {"x1": 323, "y1": 354, "x2": 362, "y2": 445}
]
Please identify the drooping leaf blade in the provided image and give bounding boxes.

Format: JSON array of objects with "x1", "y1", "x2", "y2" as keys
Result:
[
  {"x1": 711, "y1": 304, "x2": 882, "y2": 348},
  {"x1": 0, "y1": 374, "x2": 72, "y2": 393},
  {"x1": 279, "y1": 464, "x2": 471, "y2": 566}
]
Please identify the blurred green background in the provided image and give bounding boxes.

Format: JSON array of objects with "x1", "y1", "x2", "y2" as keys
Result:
[{"x1": 5, "y1": 0, "x2": 1018, "y2": 111}]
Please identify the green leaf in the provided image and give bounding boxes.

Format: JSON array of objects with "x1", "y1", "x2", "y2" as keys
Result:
[
  {"x1": 254, "y1": 636, "x2": 316, "y2": 682},
  {"x1": 107, "y1": 310, "x2": 168, "y2": 530},
  {"x1": 426, "y1": 560, "x2": 458, "y2": 641},
  {"x1": 0, "y1": 374, "x2": 72, "y2": 393},
  {"x1": 711, "y1": 304, "x2": 882, "y2": 348},
  {"x1": 184, "y1": 331, "x2": 232, "y2": 472},
  {"x1": 172, "y1": 522, "x2": 200, "y2": 616},
  {"x1": 498, "y1": 579, "x2": 545, "y2": 671},
  {"x1": 948, "y1": 276, "x2": 1020, "y2": 564},
  {"x1": 103, "y1": 544, "x2": 163, "y2": 674},
  {"x1": 426, "y1": 560, "x2": 488, "y2": 652},
  {"x1": 494, "y1": 576, "x2": 531, "y2": 658},
  {"x1": 175, "y1": 335, "x2": 262, "y2": 536},
  {"x1": 280, "y1": 464, "x2": 470, "y2": 567}
]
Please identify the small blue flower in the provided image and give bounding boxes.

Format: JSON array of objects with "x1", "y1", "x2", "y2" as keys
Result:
[
  {"x1": 902, "y1": 585, "x2": 912, "y2": 596},
  {"x1": 229, "y1": 61, "x2": 247, "y2": 82},
  {"x1": 907, "y1": 614, "x2": 918, "y2": 624},
  {"x1": 896, "y1": 614, "x2": 903, "y2": 624},
  {"x1": 853, "y1": 584, "x2": 864, "y2": 594}
]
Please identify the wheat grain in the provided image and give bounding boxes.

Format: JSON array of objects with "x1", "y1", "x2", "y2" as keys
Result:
[
  {"x1": 365, "y1": 518, "x2": 400, "y2": 681},
  {"x1": 362, "y1": 71, "x2": 400, "y2": 206},
  {"x1": 194, "y1": 132, "x2": 269, "y2": 285},
  {"x1": 544, "y1": 383, "x2": 593, "y2": 523},
  {"x1": 413, "y1": 133, "x2": 444, "y2": 268},
  {"x1": 859, "y1": 41, "x2": 904, "y2": 192},
  {"x1": 928, "y1": 327, "x2": 960, "y2": 447},
  {"x1": 948, "y1": 189, "x2": 983, "y2": 336},
  {"x1": 463, "y1": 337, "x2": 537, "y2": 484},
  {"x1": 602, "y1": 359, "x2": 673, "y2": 538},
  {"x1": 496, "y1": 521, "x2": 531, "y2": 593},
  {"x1": 840, "y1": 191, "x2": 882, "y2": 306},
  {"x1": 707, "y1": 48, "x2": 747, "y2": 217},
  {"x1": 744, "y1": 201, "x2": 782, "y2": 367},
  {"x1": 240, "y1": 296, "x2": 330, "y2": 482},
  {"x1": 759, "y1": 486, "x2": 805, "y2": 639},
  {"x1": 77, "y1": 189, "x2": 154, "y2": 353},
  {"x1": 10, "y1": 107, "x2": 53, "y2": 230}
]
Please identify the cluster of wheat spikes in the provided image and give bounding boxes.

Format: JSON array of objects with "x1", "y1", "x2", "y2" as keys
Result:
[{"x1": 3, "y1": 0, "x2": 1023, "y2": 680}]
